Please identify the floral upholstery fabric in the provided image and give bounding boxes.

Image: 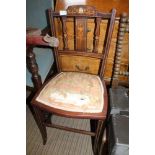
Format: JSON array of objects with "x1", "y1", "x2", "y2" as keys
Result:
[{"x1": 36, "y1": 72, "x2": 104, "y2": 113}]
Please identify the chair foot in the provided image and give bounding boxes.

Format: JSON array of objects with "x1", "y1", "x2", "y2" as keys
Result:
[
  {"x1": 33, "y1": 106, "x2": 47, "y2": 145},
  {"x1": 43, "y1": 136, "x2": 47, "y2": 145}
]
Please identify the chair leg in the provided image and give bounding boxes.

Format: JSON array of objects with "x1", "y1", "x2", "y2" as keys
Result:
[
  {"x1": 90, "y1": 119, "x2": 97, "y2": 147},
  {"x1": 44, "y1": 111, "x2": 52, "y2": 124},
  {"x1": 93, "y1": 120, "x2": 104, "y2": 155},
  {"x1": 33, "y1": 106, "x2": 47, "y2": 145}
]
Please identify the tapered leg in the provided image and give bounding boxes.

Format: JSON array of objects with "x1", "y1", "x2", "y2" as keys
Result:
[
  {"x1": 93, "y1": 120, "x2": 104, "y2": 155},
  {"x1": 90, "y1": 119, "x2": 97, "y2": 148},
  {"x1": 33, "y1": 106, "x2": 47, "y2": 145}
]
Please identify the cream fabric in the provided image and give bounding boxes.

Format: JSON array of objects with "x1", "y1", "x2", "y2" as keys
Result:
[{"x1": 36, "y1": 72, "x2": 104, "y2": 113}]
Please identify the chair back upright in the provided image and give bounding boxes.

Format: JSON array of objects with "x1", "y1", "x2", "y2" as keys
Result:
[{"x1": 48, "y1": 5, "x2": 116, "y2": 79}]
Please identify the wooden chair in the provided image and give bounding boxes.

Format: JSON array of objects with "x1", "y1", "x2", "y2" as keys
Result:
[{"x1": 30, "y1": 5, "x2": 116, "y2": 154}]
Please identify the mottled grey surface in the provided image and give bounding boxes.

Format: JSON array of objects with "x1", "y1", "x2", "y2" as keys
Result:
[
  {"x1": 109, "y1": 115, "x2": 129, "y2": 155},
  {"x1": 109, "y1": 87, "x2": 129, "y2": 115}
]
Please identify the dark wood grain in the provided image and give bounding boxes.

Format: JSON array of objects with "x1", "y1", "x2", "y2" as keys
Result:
[
  {"x1": 48, "y1": 10, "x2": 61, "y2": 72},
  {"x1": 26, "y1": 46, "x2": 42, "y2": 91},
  {"x1": 46, "y1": 123, "x2": 96, "y2": 136},
  {"x1": 33, "y1": 106, "x2": 47, "y2": 145},
  {"x1": 99, "y1": 9, "x2": 116, "y2": 78}
]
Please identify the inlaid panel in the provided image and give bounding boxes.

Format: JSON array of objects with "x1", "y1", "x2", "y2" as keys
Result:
[{"x1": 59, "y1": 55, "x2": 101, "y2": 74}]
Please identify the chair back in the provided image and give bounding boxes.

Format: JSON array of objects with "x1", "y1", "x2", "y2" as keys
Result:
[{"x1": 48, "y1": 5, "x2": 116, "y2": 78}]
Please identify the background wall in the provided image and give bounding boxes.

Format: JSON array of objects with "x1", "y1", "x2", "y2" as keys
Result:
[
  {"x1": 26, "y1": 0, "x2": 55, "y2": 87},
  {"x1": 26, "y1": 0, "x2": 54, "y2": 29}
]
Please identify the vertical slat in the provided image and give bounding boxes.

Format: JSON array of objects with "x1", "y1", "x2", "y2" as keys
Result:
[
  {"x1": 100, "y1": 9, "x2": 116, "y2": 78},
  {"x1": 61, "y1": 16, "x2": 69, "y2": 50},
  {"x1": 93, "y1": 17, "x2": 102, "y2": 53}
]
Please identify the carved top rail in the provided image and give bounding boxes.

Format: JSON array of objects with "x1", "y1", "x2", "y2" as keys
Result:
[
  {"x1": 50, "y1": 5, "x2": 111, "y2": 18},
  {"x1": 67, "y1": 5, "x2": 96, "y2": 16}
]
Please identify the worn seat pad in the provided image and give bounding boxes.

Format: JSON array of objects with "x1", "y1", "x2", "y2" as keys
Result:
[{"x1": 36, "y1": 72, "x2": 104, "y2": 113}]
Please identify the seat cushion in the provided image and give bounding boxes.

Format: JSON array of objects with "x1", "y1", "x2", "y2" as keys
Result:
[{"x1": 36, "y1": 72, "x2": 104, "y2": 113}]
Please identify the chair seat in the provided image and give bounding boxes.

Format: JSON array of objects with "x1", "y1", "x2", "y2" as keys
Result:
[{"x1": 36, "y1": 72, "x2": 104, "y2": 113}]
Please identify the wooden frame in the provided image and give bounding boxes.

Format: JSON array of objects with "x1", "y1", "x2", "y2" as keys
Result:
[{"x1": 29, "y1": 5, "x2": 116, "y2": 154}]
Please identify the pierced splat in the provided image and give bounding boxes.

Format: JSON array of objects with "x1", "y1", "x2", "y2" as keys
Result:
[{"x1": 75, "y1": 18, "x2": 87, "y2": 51}]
